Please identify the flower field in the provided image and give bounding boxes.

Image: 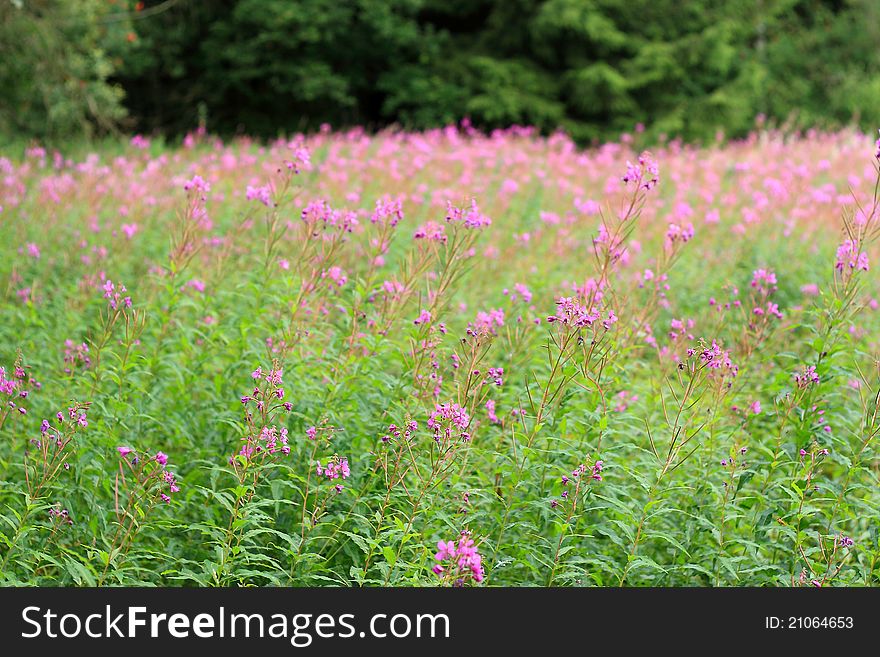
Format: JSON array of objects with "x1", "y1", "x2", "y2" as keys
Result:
[{"x1": 1, "y1": 126, "x2": 879, "y2": 586}]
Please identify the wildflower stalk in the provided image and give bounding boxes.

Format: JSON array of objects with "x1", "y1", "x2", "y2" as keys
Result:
[
  {"x1": 213, "y1": 362, "x2": 291, "y2": 585},
  {"x1": 824, "y1": 377, "x2": 880, "y2": 535},
  {"x1": 618, "y1": 350, "x2": 715, "y2": 586},
  {"x1": 99, "y1": 445, "x2": 178, "y2": 585},
  {"x1": 491, "y1": 329, "x2": 578, "y2": 562},
  {"x1": 214, "y1": 474, "x2": 258, "y2": 586},
  {"x1": 1, "y1": 403, "x2": 88, "y2": 575},
  {"x1": 380, "y1": 434, "x2": 465, "y2": 585},
  {"x1": 547, "y1": 473, "x2": 585, "y2": 586},
  {"x1": 359, "y1": 438, "x2": 412, "y2": 580}
]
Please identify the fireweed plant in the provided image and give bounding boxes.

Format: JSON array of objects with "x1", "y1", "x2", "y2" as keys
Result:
[{"x1": 0, "y1": 127, "x2": 879, "y2": 586}]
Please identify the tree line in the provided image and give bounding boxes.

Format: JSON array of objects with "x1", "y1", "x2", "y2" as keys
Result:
[{"x1": 2, "y1": 0, "x2": 879, "y2": 143}]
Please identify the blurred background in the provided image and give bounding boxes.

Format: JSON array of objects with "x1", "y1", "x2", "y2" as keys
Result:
[{"x1": 2, "y1": 0, "x2": 880, "y2": 145}]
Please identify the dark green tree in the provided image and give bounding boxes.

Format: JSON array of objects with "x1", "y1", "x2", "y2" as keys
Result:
[{"x1": 0, "y1": 0, "x2": 130, "y2": 141}]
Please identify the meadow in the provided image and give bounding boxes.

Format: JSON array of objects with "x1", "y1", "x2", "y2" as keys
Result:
[{"x1": 0, "y1": 126, "x2": 878, "y2": 586}]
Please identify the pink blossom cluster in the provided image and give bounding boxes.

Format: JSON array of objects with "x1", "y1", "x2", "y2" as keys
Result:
[
  {"x1": 371, "y1": 197, "x2": 404, "y2": 226},
  {"x1": 753, "y1": 302, "x2": 783, "y2": 319},
  {"x1": 613, "y1": 390, "x2": 638, "y2": 412},
  {"x1": 413, "y1": 220, "x2": 447, "y2": 243},
  {"x1": 550, "y1": 460, "x2": 604, "y2": 508},
  {"x1": 621, "y1": 151, "x2": 659, "y2": 190},
  {"x1": 283, "y1": 143, "x2": 312, "y2": 173},
  {"x1": 427, "y1": 402, "x2": 471, "y2": 443},
  {"x1": 322, "y1": 266, "x2": 348, "y2": 288},
  {"x1": 547, "y1": 297, "x2": 617, "y2": 330},
  {"x1": 485, "y1": 367, "x2": 503, "y2": 386},
  {"x1": 231, "y1": 425, "x2": 291, "y2": 464},
  {"x1": 48, "y1": 505, "x2": 74, "y2": 526},
  {"x1": 1, "y1": 363, "x2": 40, "y2": 416},
  {"x1": 794, "y1": 365, "x2": 820, "y2": 388},
  {"x1": 809, "y1": 403, "x2": 832, "y2": 434},
  {"x1": 130, "y1": 135, "x2": 151, "y2": 150},
  {"x1": 692, "y1": 340, "x2": 738, "y2": 377},
  {"x1": 503, "y1": 283, "x2": 533, "y2": 304},
  {"x1": 102, "y1": 280, "x2": 132, "y2": 311},
  {"x1": 51, "y1": 405, "x2": 88, "y2": 429},
  {"x1": 117, "y1": 446, "x2": 180, "y2": 503},
  {"x1": 241, "y1": 366, "x2": 289, "y2": 412},
  {"x1": 445, "y1": 199, "x2": 491, "y2": 228},
  {"x1": 668, "y1": 318, "x2": 695, "y2": 342},
  {"x1": 485, "y1": 399, "x2": 500, "y2": 424},
  {"x1": 316, "y1": 455, "x2": 351, "y2": 492},
  {"x1": 835, "y1": 239, "x2": 869, "y2": 272},
  {"x1": 747, "y1": 268, "x2": 784, "y2": 320},
  {"x1": 432, "y1": 534, "x2": 485, "y2": 585},
  {"x1": 665, "y1": 221, "x2": 695, "y2": 245},
  {"x1": 0, "y1": 365, "x2": 21, "y2": 397},
  {"x1": 183, "y1": 174, "x2": 210, "y2": 194},
  {"x1": 245, "y1": 184, "x2": 273, "y2": 207},
  {"x1": 751, "y1": 269, "x2": 778, "y2": 296},
  {"x1": 62, "y1": 340, "x2": 91, "y2": 374},
  {"x1": 467, "y1": 308, "x2": 504, "y2": 337},
  {"x1": 381, "y1": 420, "x2": 418, "y2": 443},
  {"x1": 301, "y1": 199, "x2": 358, "y2": 232},
  {"x1": 317, "y1": 456, "x2": 350, "y2": 480}
]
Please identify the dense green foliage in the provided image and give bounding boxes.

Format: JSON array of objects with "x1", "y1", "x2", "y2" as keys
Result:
[
  {"x1": 3, "y1": 0, "x2": 880, "y2": 143},
  {"x1": 0, "y1": 0, "x2": 129, "y2": 140}
]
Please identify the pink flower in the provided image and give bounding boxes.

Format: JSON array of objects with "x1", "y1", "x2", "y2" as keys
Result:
[
  {"x1": 547, "y1": 297, "x2": 599, "y2": 328},
  {"x1": 323, "y1": 266, "x2": 347, "y2": 287},
  {"x1": 794, "y1": 365, "x2": 820, "y2": 388},
  {"x1": 186, "y1": 279, "x2": 206, "y2": 293},
  {"x1": 486, "y1": 399, "x2": 500, "y2": 424},
  {"x1": 321, "y1": 457, "x2": 351, "y2": 481},
  {"x1": 284, "y1": 143, "x2": 312, "y2": 173},
  {"x1": 698, "y1": 340, "x2": 738, "y2": 376},
  {"x1": 371, "y1": 197, "x2": 404, "y2": 226},
  {"x1": 183, "y1": 175, "x2": 210, "y2": 193},
  {"x1": 117, "y1": 446, "x2": 133, "y2": 457},
  {"x1": 432, "y1": 535, "x2": 485, "y2": 585},
  {"x1": 102, "y1": 280, "x2": 132, "y2": 310},
  {"x1": 413, "y1": 221, "x2": 447, "y2": 242},
  {"x1": 246, "y1": 184, "x2": 273, "y2": 207},
  {"x1": 467, "y1": 308, "x2": 504, "y2": 336},
  {"x1": 836, "y1": 239, "x2": 869, "y2": 271},
  {"x1": 622, "y1": 151, "x2": 659, "y2": 190},
  {"x1": 751, "y1": 269, "x2": 777, "y2": 295},
  {"x1": 428, "y1": 403, "x2": 471, "y2": 442},
  {"x1": 445, "y1": 199, "x2": 491, "y2": 229},
  {"x1": 666, "y1": 222, "x2": 695, "y2": 244},
  {"x1": 435, "y1": 540, "x2": 456, "y2": 561},
  {"x1": 130, "y1": 135, "x2": 151, "y2": 150}
]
